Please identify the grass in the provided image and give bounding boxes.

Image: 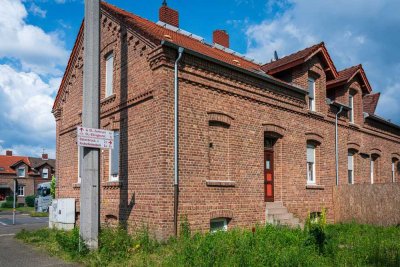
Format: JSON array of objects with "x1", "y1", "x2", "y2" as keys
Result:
[
  {"x1": 29, "y1": 211, "x2": 48, "y2": 217},
  {"x1": 0, "y1": 206, "x2": 35, "y2": 213},
  {"x1": 16, "y1": 222, "x2": 400, "y2": 267}
]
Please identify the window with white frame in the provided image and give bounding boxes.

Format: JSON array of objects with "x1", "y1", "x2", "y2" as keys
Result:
[
  {"x1": 210, "y1": 218, "x2": 228, "y2": 233},
  {"x1": 109, "y1": 130, "x2": 120, "y2": 181},
  {"x1": 348, "y1": 152, "x2": 354, "y2": 184},
  {"x1": 17, "y1": 167, "x2": 25, "y2": 177},
  {"x1": 307, "y1": 143, "x2": 316, "y2": 184},
  {"x1": 105, "y1": 53, "x2": 114, "y2": 98},
  {"x1": 370, "y1": 157, "x2": 374, "y2": 184},
  {"x1": 349, "y1": 94, "x2": 354, "y2": 123},
  {"x1": 42, "y1": 168, "x2": 49, "y2": 179},
  {"x1": 392, "y1": 158, "x2": 398, "y2": 183},
  {"x1": 77, "y1": 147, "x2": 82, "y2": 183},
  {"x1": 17, "y1": 185, "x2": 25, "y2": 196},
  {"x1": 308, "y1": 77, "x2": 316, "y2": 111}
]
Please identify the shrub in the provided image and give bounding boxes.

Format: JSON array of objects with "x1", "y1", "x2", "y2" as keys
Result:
[
  {"x1": 305, "y1": 208, "x2": 328, "y2": 254},
  {"x1": 25, "y1": 195, "x2": 35, "y2": 207},
  {"x1": 1, "y1": 201, "x2": 13, "y2": 208},
  {"x1": 5, "y1": 196, "x2": 13, "y2": 202}
]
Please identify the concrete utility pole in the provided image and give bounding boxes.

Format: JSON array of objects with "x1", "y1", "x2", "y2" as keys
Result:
[{"x1": 81, "y1": 0, "x2": 100, "y2": 249}]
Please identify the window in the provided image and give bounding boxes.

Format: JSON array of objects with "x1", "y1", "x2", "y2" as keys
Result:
[
  {"x1": 308, "y1": 77, "x2": 315, "y2": 111},
  {"x1": 370, "y1": 157, "x2": 374, "y2": 184},
  {"x1": 109, "y1": 130, "x2": 120, "y2": 181},
  {"x1": 17, "y1": 185, "x2": 24, "y2": 196},
  {"x1": 348, "y1": 152, "x2": 354, "y2": 184},
  {"x1": 307, "y1": 144, "x2": 316, "y2": 184},
  {"x1": 105, "y1": 53, "x2": 114, "y2": 98},
  {"x1": 17, "y1": 167, "x2": 25, "y2": 177},
  {"x1": 210, "y1": 218, "x2": 228, "y2": 233},
  {"x1": 349, "y1": 95, "x2": 354, "y2": 123},
  {"x1": 392, "y1": 158, "x2": 399, "y2": 183},
  {"x1": 42, "y1": 168, "x2": 49, "y2": 179},
  {"x1": 78, "y1": 147, "x2": 82, "y2": 183}
]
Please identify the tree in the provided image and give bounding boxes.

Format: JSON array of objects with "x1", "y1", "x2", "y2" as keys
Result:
[{"x1": 50, "y1": 175, "x2": 56, "y2": 198}]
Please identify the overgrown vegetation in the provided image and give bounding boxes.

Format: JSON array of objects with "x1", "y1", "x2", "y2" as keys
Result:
[
  {"x1": 16, "y1": 219, "x2": 400, "y2": 267},
  {"x1": 50, "y1": 175, "x2": 56, "y2": 198}
]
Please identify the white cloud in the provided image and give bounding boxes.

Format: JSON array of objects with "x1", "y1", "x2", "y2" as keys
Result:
[
  {"x1": 245, "y1": 0, "x2": 400, "y2": 123},
  {"x1": 0, "y1": 144, "x2": 55, "y2": 159},
  {"x1": 0, "y1": 0, "x2": 68, "y2": 75},
  {"x1": 29, "y1": 3, "x2": 47, "y2": 18}
]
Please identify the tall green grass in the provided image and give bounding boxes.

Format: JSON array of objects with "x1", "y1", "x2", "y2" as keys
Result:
[{"x1": 16, "y1": 222, "x2": 400, "y2": 266}]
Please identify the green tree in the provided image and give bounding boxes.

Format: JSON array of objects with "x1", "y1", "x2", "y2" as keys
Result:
[{"x1": 50, "y1": 175, "x2": 56, "y2": 198}]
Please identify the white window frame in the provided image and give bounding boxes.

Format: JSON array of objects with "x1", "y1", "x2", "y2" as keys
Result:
[
  {"x1": 348, "y1": 152, "x2": 354, "y2": 184},
  {"x1": 349, "y1": 94, "x2": 354, "y2": 123},
  {"x1": 210, "y1": 218, "x2": 228, "y2": 233},
  {"x1": 105, "y1": 53, "x2": 114, "y2": 98},
  {"x1": 308, "y1": 77, "x2": 316, "y2": 111},
  {"x1": 392, "y1": 161, "x2": 395, "y2": 183},
  {"x1": 17, "y1": 185, "x2": 25, "y2": 196},
  {"x1": 109, "y1": 131, "x2": 119, "y2": 182},
  {"x1": 307, "y1": 144, "x2": 316, "y2": 185},
  {"x1": 370, "y1": 158, "x2": 374, "y2": 184},
  {"x1": 17, "y1": 166, "x2": 25, "y2": 178},
  {"x1": 42, "y1": 168, "x2": 49, "y2": 179}
]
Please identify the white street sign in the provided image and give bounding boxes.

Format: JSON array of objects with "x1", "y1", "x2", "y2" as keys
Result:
[{"x1": 77, "y1": 126, "x2": 114, "y2": 149}]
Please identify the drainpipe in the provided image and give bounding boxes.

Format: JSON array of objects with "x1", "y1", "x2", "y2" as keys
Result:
[
  {"x1": 335, "y1": 106, "x2": 343, "y2": 186},
  {"x1": 174, "y1": 47, "x2": 184, "y2": 237}
]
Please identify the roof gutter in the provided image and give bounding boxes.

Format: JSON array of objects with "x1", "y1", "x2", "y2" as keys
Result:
[
  {"x1": 364, "y1": 112, "x2": 400, "y2": 131},
  {"x1": 161, "y1": 40, "x2": 307, "y2": 95}
]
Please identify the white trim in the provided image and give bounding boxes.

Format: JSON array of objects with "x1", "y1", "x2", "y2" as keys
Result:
[
  {"x1": 308, "y1": 77, "x2": 316, "y2": 111},
  {"x1": 42, "y1": 168, "x2": 49, "y2": 179},
  {"x1": 370, "y1": 158, "x2": 374, "y2": 184},
  {"x1": 349, "y1": 94, "x2": 354, "y2": 123},
  {"x1": 105, "y1": 53, "x2": 114, "y2": 98}
]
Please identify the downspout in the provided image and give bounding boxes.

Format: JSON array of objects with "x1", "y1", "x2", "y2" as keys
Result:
[
  {"x1": 335, "y1": 106, "x2": 343, "y2": 186},
  {"x1": 174, "y1": 47, "x2": 184, "y2": 236}
]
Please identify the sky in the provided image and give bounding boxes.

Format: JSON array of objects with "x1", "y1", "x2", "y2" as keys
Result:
[{"x1": 0, "y1": 0, "x2": 399, "y2": 158}]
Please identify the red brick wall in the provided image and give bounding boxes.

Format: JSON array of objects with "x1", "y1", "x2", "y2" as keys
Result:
[{"x1": 53, "y1": 9, "x2": 400, "y2": 238}]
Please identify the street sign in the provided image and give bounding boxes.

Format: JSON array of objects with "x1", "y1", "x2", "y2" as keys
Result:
[{"x1": 77, "y1": 126, "x2": 114, "y2": 149}]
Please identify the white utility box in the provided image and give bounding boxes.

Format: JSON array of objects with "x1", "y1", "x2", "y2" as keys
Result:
[{"x1": 49, "y1": 198, "x2": 76, "y2": 230}]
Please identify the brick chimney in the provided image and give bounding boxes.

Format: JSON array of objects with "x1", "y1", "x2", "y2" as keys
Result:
[
  {"x1": 5, "y1": 150, "x2": 12, "y2": 156},
  {"x1": 213, "y1": 30, "x2": 230, "y2": 48},
  {"x1": 159, "y1": 0, "x2": 179, "y2": 28},
  {"x1": 42, "y1": 153, "x2": 48, "y2": 160}
]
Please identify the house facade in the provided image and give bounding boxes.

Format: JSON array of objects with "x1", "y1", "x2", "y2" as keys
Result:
[
  {"x1": 0, "y1": 150, "x2": 55, "y2": 203},
  {"x1": 52, "y1": 2, "x2": 400, "y2": 239}
]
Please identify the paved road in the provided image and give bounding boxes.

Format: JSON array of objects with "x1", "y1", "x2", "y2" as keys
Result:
[{"x1": 0, "y1": 212, "x2": 78, "y2": 267}]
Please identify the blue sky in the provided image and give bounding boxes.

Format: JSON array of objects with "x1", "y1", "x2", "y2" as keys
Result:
[{"x1": 0, "y1": 0, "x2": 399, "y2": 158}]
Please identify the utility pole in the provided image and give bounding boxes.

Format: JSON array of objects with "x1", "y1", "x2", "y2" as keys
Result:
[{"x1": 81, "y1": 0, "x2": 100, "y2": 249}]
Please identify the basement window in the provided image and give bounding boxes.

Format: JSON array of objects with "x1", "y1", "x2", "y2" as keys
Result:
[{"x1": 210, "y1": 218, "x2": 228, "y2": 233}]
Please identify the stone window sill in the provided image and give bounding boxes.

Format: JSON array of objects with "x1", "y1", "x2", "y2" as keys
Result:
[
  {"x1": 308, "y1": 111, "x2": 325, "y2": 119},
  {"x1": 73, "y1": 183, "x2": 81, "y2": 189},
  {"x1": 306, "y1": 184, "x2": 325, "y2": 190},
  {"x1": 206, "y1": 180, "x2": 236, "y2": 187},
  {"x1": 102, "y1": 181, "x2": 122, "y2": 188},
  {"x1": 100, "y1": 94, "x2": 116, "y2": 106}
]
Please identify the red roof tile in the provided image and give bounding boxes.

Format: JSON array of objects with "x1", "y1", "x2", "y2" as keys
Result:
[
  {"x1": 327, "y1": 64, "x2": 372, "y2": 93},
  {"x1": 260, "y1": 42, "x2": 338, "y2": 77},
  {"x1": 0, "y1": 155, "x2": 30, "y2": 175},
  {"x1": 363, "y1": 93, "x2": 380, "y2": 114}
]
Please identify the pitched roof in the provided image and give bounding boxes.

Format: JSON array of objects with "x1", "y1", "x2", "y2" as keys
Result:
[
  {"x1": 260, "y1": 42, "x2": 338, "y2": 78},
  {"x1": 363, "y1": 93, "x2": 380, "y2": 114},
  {"x1": 0, "y1": 155, "x2": 30, "y2": 174},
  {"x1": 29, "y1": 157, "x2": 56, "y2": 170},
  {"x1": 327, "y1": 64, "x2": 372, "y2": 93},
  {"x1": 53, "y1": 2, "x2": 263, "y2": 112}
]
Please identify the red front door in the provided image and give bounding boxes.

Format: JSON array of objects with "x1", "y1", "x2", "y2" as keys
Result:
[{"x1": 264, "y1": 150, "x2": 274, "y2": 202}]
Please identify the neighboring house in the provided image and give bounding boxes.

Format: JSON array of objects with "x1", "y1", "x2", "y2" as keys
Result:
[
  {"x1": 52, "y1": 1, "x2": 400, "y2": 239},
  {"x1": 0, "y1": 150, "x2": 55, "y2": 203}
]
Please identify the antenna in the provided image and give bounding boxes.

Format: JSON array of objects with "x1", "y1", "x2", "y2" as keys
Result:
[
  {"x1": 162, "y1": 0, "x2": 167, "y2": 6},
  {"x1": 42, "y1": 148, "x2": 46, "y2": 155}
]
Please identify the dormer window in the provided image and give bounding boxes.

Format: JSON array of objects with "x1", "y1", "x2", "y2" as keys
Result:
[
  {"x1": 17, "y1": 166, "x2": 25, "y2": 177},
  {"x1": 349, "y1": 94, "x2": 354, "y2": 123},
  {"x1": 308, "y1": 77, "x2": 315, "y2": 111},
  {"x1": 42, "y1": 168, "x2": 49, "y2": 179}
]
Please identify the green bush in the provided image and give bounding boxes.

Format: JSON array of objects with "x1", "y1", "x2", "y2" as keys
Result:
[
  {"x1": 25, "y1": 195, "x2": 35, "y2": 207},
  {"x1": 1, "y1": 201, "x2": 13, "y2": 208},
  {"x1": 5, "y1": 196, "x2": 13, "y2": 202}
]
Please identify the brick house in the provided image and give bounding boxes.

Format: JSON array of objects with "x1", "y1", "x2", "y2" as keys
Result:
[
  {"x1": 52, "y1": 2, "x2": 400, "y2": 239},
  {"x1": 0, "y1": 150, "x2": 55, "y2": 203}
]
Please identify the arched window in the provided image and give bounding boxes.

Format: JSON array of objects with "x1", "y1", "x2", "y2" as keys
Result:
[{"x1": 370, "y1": 154, "x2": 380, "y2": 184}]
